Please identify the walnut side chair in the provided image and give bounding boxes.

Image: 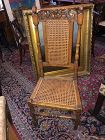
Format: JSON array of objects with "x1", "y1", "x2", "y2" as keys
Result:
[
  {"x1": 28, "y1": 5, "x2": 83, "y2": 129},
  {"x1": 11, "y1": 19, "x2": 29, "y2": 65}
]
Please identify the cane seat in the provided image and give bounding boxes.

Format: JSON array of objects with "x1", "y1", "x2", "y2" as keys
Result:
[{"x1": 30, "y1": 78, "x2": 81, "y2": 109}]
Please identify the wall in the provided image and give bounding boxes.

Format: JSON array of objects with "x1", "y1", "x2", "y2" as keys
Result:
[{"x1": 9, "y1": 0, "x2": 35, "y2": 10}]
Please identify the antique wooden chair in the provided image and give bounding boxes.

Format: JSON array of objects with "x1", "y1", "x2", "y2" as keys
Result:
[
  {"x1": 28, "y1": 5, "x2": 83, "y2": 129},
  {"x1": 11, "y1": 19, "x2": 29, "y2": 65}
]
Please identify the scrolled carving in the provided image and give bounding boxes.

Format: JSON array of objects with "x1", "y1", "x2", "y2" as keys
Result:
[{"x1": 37, "y1": 8, "x2": 78, "y2": 21}]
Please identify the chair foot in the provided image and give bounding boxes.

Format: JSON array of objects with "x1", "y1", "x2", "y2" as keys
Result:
[
  {"x1": 28, "y1": 101, "x2": 38, "y2": 127},
  {"x1": 31, "y1": 115, "x2": 38, "y2": 128},
  {"x1": 19, "y1": 48, "x2": 23, "y2": 65},
  {"x1": 74, "y1": 122, "x2": 78, "y2": 130},
  {"x1": 33, "y1": 116, "x2": 38, "y2": 126},
  {"x1": 0, "y1": 49, "x2": 3, "y2": 62},
  {"x1": 31, "y1": 112, "x2": 38, "y2": 126},
  {"x1": 74, "y1": 111, "x2": 81, "y2": 130}
]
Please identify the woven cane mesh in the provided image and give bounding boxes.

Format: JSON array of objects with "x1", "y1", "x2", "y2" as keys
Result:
[
  {"x1": 44, "y1": 20, "x2": 71, "y2": 65},
  {"x1": 33, "y1": 79, "x2": 78, "y2": 109}
]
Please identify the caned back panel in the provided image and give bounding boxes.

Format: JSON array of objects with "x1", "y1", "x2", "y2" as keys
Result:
[
  {"x1": 32, "y1": 5, "x2": 83, "y2": 77},
  {"x1": 42, "y1": 19, "x2": 74, "y2": 66}
]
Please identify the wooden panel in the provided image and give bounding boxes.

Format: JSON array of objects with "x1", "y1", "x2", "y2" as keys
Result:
[
  {"x1": 95, "y1": 0, "x2": 105, "y2": 3},
  {"x1": 0, "y1": 10, "x2": 6, "y2": 23},
  {"x1": 0, "y1": 10, "x2": 15, "y2": 45},
  {"x1": 7, "y1": 121, "x2": 20, "y2": 140}
]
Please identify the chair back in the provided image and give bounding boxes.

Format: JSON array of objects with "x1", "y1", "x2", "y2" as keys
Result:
[
  {"x1": 32, "y1": 5, "x2": 83, "y2": 77},
  {"x1": 11, "y1": 19, "x2": 24, "y2": 47}
]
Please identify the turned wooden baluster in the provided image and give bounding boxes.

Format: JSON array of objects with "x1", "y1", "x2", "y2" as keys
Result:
[
  {"x1": 74, "y1": 8, "x2": 83, "y2": 79},
  {"x1": 32, "y1": 6, "x2": 44, "y2": 78}
]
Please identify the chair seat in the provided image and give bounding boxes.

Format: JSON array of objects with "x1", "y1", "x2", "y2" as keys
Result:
[{"x1": 30, "y1": 78, "x2": 82, "y2": 110}]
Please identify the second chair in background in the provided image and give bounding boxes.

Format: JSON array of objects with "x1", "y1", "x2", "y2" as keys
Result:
[{"x1": 11, "y1": 19, "x2": 29, "y2": 65}]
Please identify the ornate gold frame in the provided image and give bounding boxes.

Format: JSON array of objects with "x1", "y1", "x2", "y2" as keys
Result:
[{"x1": 23, "y1": 4, "x2": 94, "y2": 78}]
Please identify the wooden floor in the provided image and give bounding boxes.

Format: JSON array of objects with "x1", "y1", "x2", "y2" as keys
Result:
[{"x1": 8, "y1": 121, "x2": 20, "y2": 140}]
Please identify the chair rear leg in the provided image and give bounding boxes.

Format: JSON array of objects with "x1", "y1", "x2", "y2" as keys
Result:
[
  {"x1": 28, "y1": 102, "x2": 38, "y2": 126},
  {"x1": 19, "y1": 47, "x2": 22, "y2": 65},
  {"x1": 23, "y1": 48, "x2": 25, "y2": 56},
  {"x1": 74, "y1": 110, "x2": 81, "y2": 130},
  {"x1": 0, "y1": 47, "x2": 3, "y2": 62}
]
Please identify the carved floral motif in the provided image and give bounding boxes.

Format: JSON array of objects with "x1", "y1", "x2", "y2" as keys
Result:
[{"x1": 37, "y1": 8, "x2": 83, "y2": 20}]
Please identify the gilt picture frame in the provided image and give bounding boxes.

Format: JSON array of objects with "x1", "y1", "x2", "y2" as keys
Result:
[{"x1": 23, "y1": 4, "x2": 94, "y2": 79}]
